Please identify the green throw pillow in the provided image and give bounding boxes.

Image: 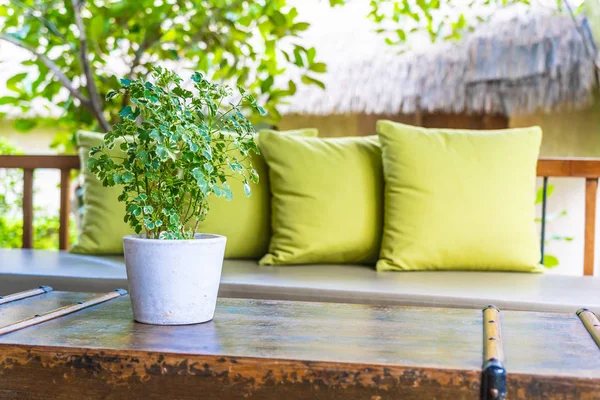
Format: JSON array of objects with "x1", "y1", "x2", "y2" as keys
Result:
[
  {"x1": 71, "y1": 128, "x2": 317, "y2": 257},
  {"x1": 376, "y1": 121, "x2": 543, "y2": 272},
  {"x1": 258, "y1": 132, "x2": 383, "y2": 265},
  {"x1": 71, "y1": 131, "x2": 131, "y2": 254},
  {"x1": 199, "y1": 128, "x2": 318, "y2": 258}
]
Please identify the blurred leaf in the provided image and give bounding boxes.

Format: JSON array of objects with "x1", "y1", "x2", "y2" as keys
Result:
[
  {"x1": 161, "y1": 30, "x2": 177, "y2": 42},
  {"x1": 301, "y1": 75, "x2": 325, "y2": 89},
  {"x1": 287, "y1": 79, "x2": 297, "y2": 95},
  {"x1": 260, "y1": 76, "x2": 274, "y2": 93},
  {"x1": 6, "y1": 73, "x2": 28, "y2": 93},
  {"x1": 0, "y1": 96, "x2": 19, "y2": 105},
  {"x1": 13, "y1": 119, "x2": 38, "y2": 132},
  {"x1": 306, "y1": 47, "x2": 316, "y2": 64},
  {"x1": 309, "y1": 62, "x2": 327, "y2": 73},
  {"x1": 535, "y1": 184, "x2": 555, "y2": 204},
  {"x1": 542, "y1": 254, "x2": 559, "y2": 268},
  {"x1": 270, "y1": 11, "x2": 286, "y2": 27},
  {"x1": 293, "y1": 48, "x2": 304, "y2": 66},
  {"x1": 89, "y1": 16, "x2": 105, "y2": 38},
  {"x1": 292, "y1": 22, "x2": 310, "y2": 31}
]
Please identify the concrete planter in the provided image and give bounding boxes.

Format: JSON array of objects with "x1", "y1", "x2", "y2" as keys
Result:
[{"x1": 122, "y1": 234, "x2": 226, "y2": 325}]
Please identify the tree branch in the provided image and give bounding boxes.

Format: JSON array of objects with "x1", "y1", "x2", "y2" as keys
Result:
[
  {"x1": 0, "y1": 33, "x2": 92, "y2": 109},
  {"x1": 71, "y1": 0, "x2": 111, "y2": 132},
  {"x1": 129, "y1": 30, "x2": 157, "y2": 78},
  {"x1": 563, "y1": 0, "x2": 600, "y2": 72}
]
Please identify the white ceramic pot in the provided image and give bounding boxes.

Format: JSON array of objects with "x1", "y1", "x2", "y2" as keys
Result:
[{"x1": 122, "y1": 234, "x2": 226, "y2": 325}]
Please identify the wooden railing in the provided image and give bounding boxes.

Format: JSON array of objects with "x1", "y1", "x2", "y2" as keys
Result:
[
  {"x1": 0, "y1": 155, "x2": 598, "y2": 275},
  {"x1": 0, "y1": 155, "x2": 80, "y2": 250}
]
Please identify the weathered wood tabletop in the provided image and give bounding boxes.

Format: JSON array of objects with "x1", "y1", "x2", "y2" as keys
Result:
[{"x1": 0, "y1": 290, "x2": 599, "y2": 399}]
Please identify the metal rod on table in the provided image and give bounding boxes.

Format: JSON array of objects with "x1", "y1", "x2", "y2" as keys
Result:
[
  {"x1": 0, "y1": 289, "x2": 128, "y2": 336},
  {"x1": 577, "y1": 308, "x2": 600, "y2": 349},
  {"x1": 0, "y1": 286, "x2": 53, "y2": 306},
  {"x1": 481, "y1": 305, "x2": 506, "y2": 400}
]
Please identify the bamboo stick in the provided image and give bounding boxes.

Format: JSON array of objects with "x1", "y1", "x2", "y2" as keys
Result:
[
  {"x1": 481, "y1": 305, "x2": 506, "y2": 400},
  {"x1": 0, "y1": 289, "x2": 127, "y2": 336},
  {"x1": 483, "y1": 305, "x2": 504, "y2": 363},
  {"x1": 577, "y1": 308, "x2": 600, "y2": 349},
  {"x1": 0, "y1": 286, "x2": 53, "y2": 306}
]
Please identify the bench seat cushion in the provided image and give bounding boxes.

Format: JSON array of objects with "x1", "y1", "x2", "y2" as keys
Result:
[{"x1": 0, "y1": 249, "x2": 597, "y2": 314}]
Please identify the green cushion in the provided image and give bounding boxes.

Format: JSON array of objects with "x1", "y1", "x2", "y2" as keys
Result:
[
  {"x1": 70, "y1": 131, "x2": 131, "y2": 254},
  {"x1": 71, "y1": 128, "x2": 317, "y2": 257},
  {"x1": 376, "y1": 121, "x2": 543, "y2": 272},
  {"x1": 258, "y1": 132, "x2": 383, "y2": 265},
  {"x1": 199, "y1": 128, "x2": 318, "y2": 258}
]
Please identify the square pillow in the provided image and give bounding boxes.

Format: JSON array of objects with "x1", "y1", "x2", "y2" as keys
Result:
[
  {"x1": 199, "y1": 128, "x2": 317, "y2": 258},
  {"x1": 258, "y1": 132, "x2": 383, "y2": 265},
  {"x1": 376, "y1": 120, "x2": 542, "y2": 272},
  {"x1": 70, "y1": 131, "x2": 132, "y2": 254},
  {"x1": 71, "y1": 128, "x2": 317, "y2": 257}
]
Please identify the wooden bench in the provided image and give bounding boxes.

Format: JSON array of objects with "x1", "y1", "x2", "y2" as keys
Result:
[{"x1": 0, "y1": 155, "x2": 598, "y2": 275}]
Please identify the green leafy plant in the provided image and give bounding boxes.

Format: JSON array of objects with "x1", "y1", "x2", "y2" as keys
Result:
[
  {"x1": 88, "y1": 67, "x2": 262, "y2": 240},
  {"x1": 0, "y1": 0, "x2": 328, "y2": 152}
]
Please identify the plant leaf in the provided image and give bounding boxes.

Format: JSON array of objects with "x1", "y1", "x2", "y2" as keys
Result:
[
  {"x1": 301, "y1": 75, "x2": 325, "y2": 89},
  {"x1": 535, "y1": 184, "x2": 555, "y2": 204},
  {"x1": 542, "y1": 254, "x2": 559, "y2": 268}
]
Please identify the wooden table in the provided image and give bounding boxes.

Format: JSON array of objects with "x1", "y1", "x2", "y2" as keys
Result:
[{"x1": 0, "y1": 290, "x2": 599, "y2": 399}]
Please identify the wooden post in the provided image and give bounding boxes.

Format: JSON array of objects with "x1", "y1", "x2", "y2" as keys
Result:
[
  {"x1": 22, "y1": 168, "x2": 34, "y2": 249},
  {"x1": 59, "y1": 169, "x2": 71, "y2": 250},
  {"x1": 584, "y1": 178, "x2": 598, "y2": 276}
]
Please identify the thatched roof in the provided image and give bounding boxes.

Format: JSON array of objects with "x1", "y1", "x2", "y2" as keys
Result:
[{"x1": 280, "y1": 9, "x2": 598, "y2": 117}]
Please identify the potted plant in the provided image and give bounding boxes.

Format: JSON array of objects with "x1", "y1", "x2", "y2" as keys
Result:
[{"x1": 89, "y1": 67, "x2": 263, "y2": 325}]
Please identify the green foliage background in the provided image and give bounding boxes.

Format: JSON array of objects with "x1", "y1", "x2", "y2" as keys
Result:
[
  {"x1": 0, "y1": 0, "x2": 574, "y2": 155},
  {"x1": 0, "y1": 0, "x2": 330, "y2": 151}
]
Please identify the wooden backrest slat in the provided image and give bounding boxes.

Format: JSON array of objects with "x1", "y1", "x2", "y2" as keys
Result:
[
  {"x1": 584, "y1": 178, "x2": 598, "y2": 276},
  {"x1": 0, "y1": 155, "x2": 80, "y2": 170},
  {"x1": 22, "y1": 169, "x2": 34, "y2": 250},
  {"x1": 537, "y1": 158, "x2": 600, "y2": 178},
  {"x1": 59, "y1": 169, "x2": 71, "y2": 250}
]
